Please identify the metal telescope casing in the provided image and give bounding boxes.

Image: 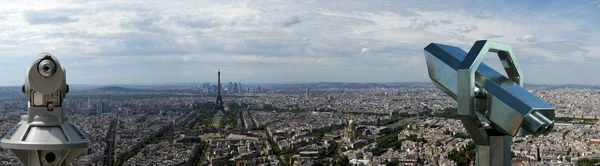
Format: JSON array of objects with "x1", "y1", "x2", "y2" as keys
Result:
[
  {"x1": 424, "y1": 40, "x2": 554, "y2": 146},
  {"x1": 1, "y1": 53, "x2": 90, "y2": 166}
]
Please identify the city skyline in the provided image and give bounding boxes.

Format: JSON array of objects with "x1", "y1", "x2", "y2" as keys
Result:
[
  {"x1": 0, "y1": 0, "x2": 599, "y2": 86},
  {"x1": 1, "y1": 79, "x2": 595, "y2": 165}
]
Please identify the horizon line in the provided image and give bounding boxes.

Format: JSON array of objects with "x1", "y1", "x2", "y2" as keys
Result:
[{"x1": 0, "y1": 81, "x2": 599, "y2": 87}]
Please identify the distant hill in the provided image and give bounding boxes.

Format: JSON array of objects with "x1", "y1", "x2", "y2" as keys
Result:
[{"x1": 94, "y1": 86, "x2": 141, "y2": 92}]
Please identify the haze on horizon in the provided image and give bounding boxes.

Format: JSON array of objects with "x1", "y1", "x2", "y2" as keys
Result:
[{"x1": 0, "y1": 0, "x2": 599, "y2": 86}]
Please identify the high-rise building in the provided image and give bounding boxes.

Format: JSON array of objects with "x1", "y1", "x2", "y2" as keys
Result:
[
  {"x1": 228, "y1": 82, "x2": 233, "y2": 94},
  {"x1": 233, "y1": 82, "x2": 238, "y2": 93},
  {"x1": 63, "y1": 100, "x2": 68, "y2": 114},
  {"x1": 96, "y1": 102, "x2": 102, "y2": 115},
  {"x1": 306, "y1": 88, "x2": 310, "y2": 98},
  {"x1": 102, "y1": 101, "x2": 109, "y2": 113},
  {"x1": 257, "y1": 86, "x2": 262, "y2": 93},
  {"x1": 73, "y1": 101, "x2": 78, "y2": 114},
  {"x1": 238, "y1": 82, "x2": 242, "y2": 93}
]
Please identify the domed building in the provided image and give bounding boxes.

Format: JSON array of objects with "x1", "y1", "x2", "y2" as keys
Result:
[{"x1": 345, "y1": 116, "x2": 356, "y2": 139}]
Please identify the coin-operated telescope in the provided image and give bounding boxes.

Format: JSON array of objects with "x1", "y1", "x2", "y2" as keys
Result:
[
  {"x1": 424, "y1": 40, "x2": 554, "y2": 165},
  {"x1": 1, "y1": 53, "x2": 90, "y2": 166}
]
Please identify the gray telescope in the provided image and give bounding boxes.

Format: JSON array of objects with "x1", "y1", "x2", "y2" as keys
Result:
[
  {"x1": 424, "y1": 40, "x2": 554, "y2": 165},
  {"x1": 1, "y1": 53, "x2": 90, "y2": 166}
]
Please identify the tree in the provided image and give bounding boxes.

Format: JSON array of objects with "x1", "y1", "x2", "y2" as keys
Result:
[
  {"x1": 386, "y1": 159, "x2": 399, "y2": 166},
  {"x1": 448, "y1": 142, "x2": 476, "y2": 165},
  {"x1": 578, "y1": 158, "x2": 600, "y2": 166},
  {"x1": 335, "y1": 155, "x2": 350, "y2": 166}
]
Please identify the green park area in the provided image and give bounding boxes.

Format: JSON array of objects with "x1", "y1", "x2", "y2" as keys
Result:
[
  {"x1": 212, "y1": 116, "x2": 222, "y2": 128},
  {"x1": 384, "y1": 118, "x2": 415, "y2": 128}
]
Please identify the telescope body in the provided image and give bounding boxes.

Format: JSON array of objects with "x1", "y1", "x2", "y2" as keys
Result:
[
  {"x1": 1, "y1": 53, "x2": 89, "y2": 166},
  {"x1": 424, "y1": 41, "x2": 554, "y2": 143}
]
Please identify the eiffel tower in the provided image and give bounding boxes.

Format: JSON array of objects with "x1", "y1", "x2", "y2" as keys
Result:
[{"x1": 214, "y1": 70, "x2": 225, "y2": 116}]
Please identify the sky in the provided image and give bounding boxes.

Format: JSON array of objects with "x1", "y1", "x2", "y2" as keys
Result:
[{"x1": 0, "y1": 0, "x2": 599, "y2": 86}]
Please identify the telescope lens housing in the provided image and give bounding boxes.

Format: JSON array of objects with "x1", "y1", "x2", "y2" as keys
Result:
[
  {"x1": 38, "y1": 59, "x2": 56, "y2": 77},
  {"x1": 45, "y1": 152, "x2": 56, "y2": 163},
  {"x1": 523, "y1": 112, "x2": 547, "y2": 135},
  {"x1": 1, "y1": 53, "x2": 89, "y2": 166},
  {"x1": 424, "y1": 41, "x2": 555, "y2": 138}
]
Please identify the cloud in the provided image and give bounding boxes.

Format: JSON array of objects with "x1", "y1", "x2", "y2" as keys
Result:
[
  {"x1": 517, "y1": 34, "x2": 542, "y2": 43},
  {"x1": 22, "y1": 10, "x2": 79, "y2": 25},
  {"x1": 457, "y1": 25, "x2": 478, "y2": 33},
  {"x1": 176, "y1": 17, "x2": 220, "y2": 29},
  {"x1": 0, "y1": 0, "x2": 598, "y2": 85},
  {"x1": 440, "y1": 20, "x2": 453, "y2": 25},
  {"x1": 472, "y1": 10, "x2": 493, "y2": 19},
  {"x1": 484, "y1": 34, "x2": 504, "y2": 39},
  {"x1": 282, "y1": 16, "x2": 301, "y2": 27},
  {"x1": 586, "y1": 0, "x2": 600, "y2": 7},
  {"x1": 408, "y1": 19, "x2": 438, "y2": 30},
  {"x1": 120, "y1": 12, "x2": 168, "y2": 33},
  {"x1": 361, "y1": 48, "x2": 371, "y2": 53},
  {"x1": 515, "y1": 41, "x2": 591, "y2": 63}
]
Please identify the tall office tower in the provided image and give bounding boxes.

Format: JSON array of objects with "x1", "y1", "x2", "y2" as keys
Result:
[
  {"x1": 247, "y1": 87, "x2": 250, "y2": 93},
  {"x1": 306, "y1": 88, "x2": 310, "y2": 98},
  {"x1": 102, "y1": 101, "x2": 109, "y2": 113},
  {"x1": 96, "y1": 102, "x2": 102, "y2": 115},
  {"x1": 228, "y1": 82, "x2": 233, "y2": 94},
  {"x1": 257, "y1": 86, "x2": 262, "y2": 93},
  {"x1": 238, "y1": 82, "x2": 242, "y2": 93},
  {"x1": 73, "y1": 101, "x2": 78, "y2": 114},
  {"x1": 213, "y1": 70, "x2": 225, "y2": 114},
  {"x1": 63, "y1": 100, "x2": 68, "y2": 114},
  {"x1": 233, "y1": 82, "x2": 238, "y2": 93}
]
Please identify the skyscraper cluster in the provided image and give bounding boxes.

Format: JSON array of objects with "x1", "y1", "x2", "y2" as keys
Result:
[
  {"x1": 97, "y1": 101, "x2": 110, "y2": 114},
  {"x1": 201, "y1": 83, "x2": 210, "y2": 89},
  {"x1": 201, "y1": 81, "x2": 244, "y2": 94},
  {"x1": 225, "y1": 82, "x2": 244, "y2": 93},
  {"x1": 198, "y1": 71, "x2": 265, "y2": 94}
]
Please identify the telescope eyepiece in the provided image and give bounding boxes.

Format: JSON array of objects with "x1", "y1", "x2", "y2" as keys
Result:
[{"x1": 38, "y1": 59, "x2": 56, "y2": 77}]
